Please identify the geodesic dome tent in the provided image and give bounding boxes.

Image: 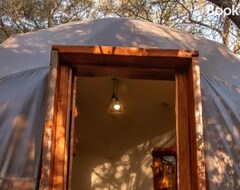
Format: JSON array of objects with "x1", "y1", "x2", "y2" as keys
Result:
[{"x1": 0, "y1": 17, "x2": 240, "y2": 190}]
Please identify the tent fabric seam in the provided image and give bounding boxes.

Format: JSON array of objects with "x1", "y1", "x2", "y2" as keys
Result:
[
  {"x1": 201, "y1": 73, "x2": 240, "y2": 89},
  {"x1": 0, "y1": 66, "x2": 49, "y2": 81}
]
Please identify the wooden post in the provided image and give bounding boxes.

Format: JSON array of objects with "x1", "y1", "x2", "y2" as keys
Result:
[
  {"x1": 189, "y1": 57, "x2": 206, "y2": 190},
  {"x1": 40, "y1": 50, "x2": 73, "y2": 190},
  {"x1": 40, "y1": 50, "x2": 59, "y2": 190},
  {"x1": 67, "y1": 75, "x2": 77, "y2": 190},
  {"x1": 176, "y1": 70, "x2": 191, "y2": 190},
  {"x1": 51, "y1": 65, "x2": 72, "y2": 190}
]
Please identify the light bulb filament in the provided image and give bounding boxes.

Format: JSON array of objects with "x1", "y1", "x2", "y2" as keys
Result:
[{"x1": 113, "y1": 104, "x2": 121, "y2": 110}]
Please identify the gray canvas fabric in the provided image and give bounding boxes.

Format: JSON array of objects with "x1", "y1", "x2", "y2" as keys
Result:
[
  {"x1": 0, "y1": 18, "x2": 240, "y2": 189},
  {"x1": 202, "y1": 75, "x2": 240, "y2": 189},
  {"x1": 1, "y1": 18, "x2": 240, "y2": 86},
  {"x1": 0, "y1": 68, "x2": 49, "y2": 189}
]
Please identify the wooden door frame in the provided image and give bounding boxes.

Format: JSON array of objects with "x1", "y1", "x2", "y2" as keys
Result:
[{"x1": 39, "y1": 45, "x2": 206, "y2": 190}]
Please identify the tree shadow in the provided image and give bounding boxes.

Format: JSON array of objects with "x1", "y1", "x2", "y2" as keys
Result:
[{"x1": 201, "y1": 75, "x2": 240, "y2": 189}]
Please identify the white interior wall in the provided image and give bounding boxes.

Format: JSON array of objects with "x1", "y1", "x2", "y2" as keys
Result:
[{"x1": 71, "y1": 77, "x2": 176, "y2": 190}]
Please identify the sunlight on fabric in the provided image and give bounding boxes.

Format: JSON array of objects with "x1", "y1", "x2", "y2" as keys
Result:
[
  {"x1": 90, "y1": 131, "x2": 175, "y2": 190},
  {"x1": 206, "y1": 150, "x2": 234, "y2": 183},
  {"x1": 233, "y1": 126, "x2": 240, "y2": 138},
  {"x1": 141, "y1": 154, "x2": 153, "y2": 177}
]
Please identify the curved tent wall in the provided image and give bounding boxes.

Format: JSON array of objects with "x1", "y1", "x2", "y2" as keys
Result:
[{"x1": 0, "y1": 17, "x2": 239, "y2": 189}]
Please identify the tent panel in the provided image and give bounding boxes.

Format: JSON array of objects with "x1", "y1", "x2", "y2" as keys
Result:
[
  {"x1": 0, "y1": 68, "x2": 49, "y2": 189},
  {"x1": 1, "y1": 18, "x2": 239, "y2": 86},
  {"x1": 201, "y1": 75, "x2": 240, "y2": 189}
]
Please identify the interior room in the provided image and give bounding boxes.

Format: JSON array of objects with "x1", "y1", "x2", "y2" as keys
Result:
[{"x1": 71, "y1": 77, "x2": 176, "y2": 190}]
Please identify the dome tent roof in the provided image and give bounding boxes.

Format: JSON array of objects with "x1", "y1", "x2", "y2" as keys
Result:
[
  {"x1": 0, "y1": 17, "x2": 240, "y2": 190},
  {"x1": 0, "y1": 17, "x2": 239, "y2": 85}
]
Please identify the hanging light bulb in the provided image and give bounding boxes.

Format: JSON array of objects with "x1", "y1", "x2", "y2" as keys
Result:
[
  {"x1": 108, "y1": 78, "x2": 124, "y2": 113},
  {"x1": 113, "y1": 103, "x2": 121, "y2": 110}
]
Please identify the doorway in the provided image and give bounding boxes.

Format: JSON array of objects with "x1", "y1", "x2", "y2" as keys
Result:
[
  {"x1": 39, "y1": 45, "x2": 206, "y2": 190},
  {"x1": 71, "y1": 77, "x2": 176, "y2": 189}
]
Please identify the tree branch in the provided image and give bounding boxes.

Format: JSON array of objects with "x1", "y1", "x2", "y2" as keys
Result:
[{"x1": 206, "y1": 0, "x2": 240, "y2": 28}]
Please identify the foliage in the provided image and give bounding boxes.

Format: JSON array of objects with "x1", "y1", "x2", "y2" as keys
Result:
[
  {"x1": 95, "y1": 0, "x2": 240, "y2": 54},
  {"x1": 0, "y1": 0, "x2": 239, "y2": 54},
  {"x1": 0, "y1": 0, "x2": 96, "y2": 41}
]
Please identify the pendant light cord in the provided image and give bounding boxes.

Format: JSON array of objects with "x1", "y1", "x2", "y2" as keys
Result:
[{"x1": 112, "y1": 78, "x2": 118, "y2": 99}]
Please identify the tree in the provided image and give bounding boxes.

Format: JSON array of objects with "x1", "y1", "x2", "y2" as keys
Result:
[
  {"x1": 205, "y1": 0, "x2": 240, "y2": 53},
  {"x1": 206, "y1": 0, "x2": 240, "y2": 28},
  {"x1": 0, "y1": 0, "x2": 96, "y2": 42},
  {"x1": 96, "y1": 0, "x2": 240, "y2": 55},
  {"x1": 0, "y1": 0, "x2": 239, "y2": 55}
]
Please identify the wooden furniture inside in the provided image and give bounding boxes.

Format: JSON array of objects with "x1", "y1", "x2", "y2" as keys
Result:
[{"x1": 152, "y1": 147, "x2": 177, "y2": 190}]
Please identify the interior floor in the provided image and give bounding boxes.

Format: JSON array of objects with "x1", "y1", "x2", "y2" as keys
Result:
[{"x1": 71, "y1": 77, "x2": 176, "y2": 190}]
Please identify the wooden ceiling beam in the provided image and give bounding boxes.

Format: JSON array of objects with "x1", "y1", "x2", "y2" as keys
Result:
[
  {"x1": 72, "y1": 64, "x2": 175, "y2": 80},
  {"x1": 53, "y1": 45, "x2": 199, "y2": 58},
  {"x1": 59, "y1": 53, "x2": 191, "y2": 69}
]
